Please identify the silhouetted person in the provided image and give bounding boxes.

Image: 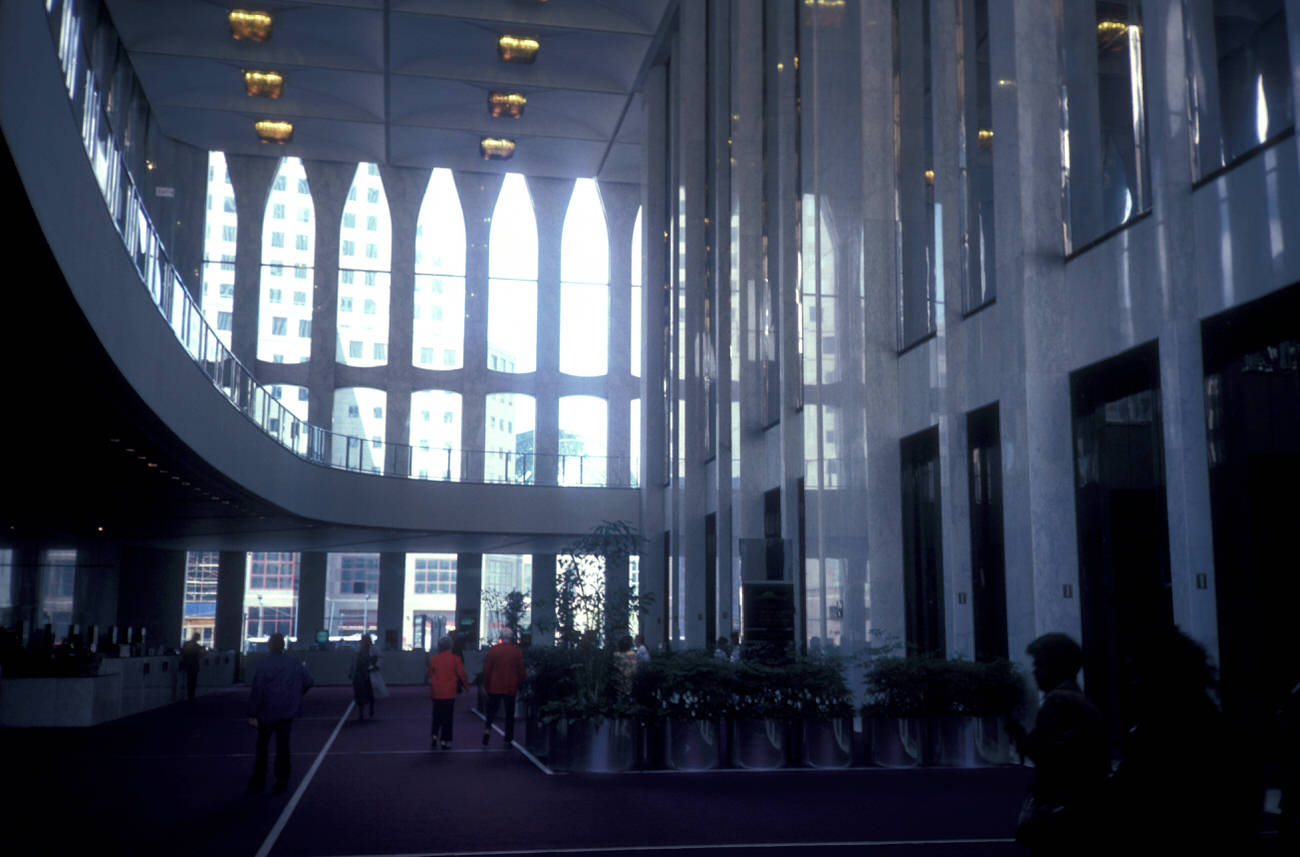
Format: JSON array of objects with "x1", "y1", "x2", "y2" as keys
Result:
[
  {"x1": 634, "y1": 634, "x2": 650, "y2": 665},
  {"x1": 1109, "y1": 626, "x2": 1252, "y2": 852},
  {"x1": 246, "y1": 632, "x2": 314, "y2": 793},
  {"x1": 181, "y1": 632, "x2": 203, "y2": 701},
  {"x1": 428, "y1": 635, "x2": 467, "y2": 750},
  {"x1": 713, "y1": 636, "x2": 731, "y2": 661},
  {"x1": 481, "y1": 630, "x2": 525, "y2": 748},
  {"x1": 350, "y1": 634, "x2": 376, "y2": 722},
  {"x1": 1007, "y1": 632, "x2": 1108, "y2": 856}
]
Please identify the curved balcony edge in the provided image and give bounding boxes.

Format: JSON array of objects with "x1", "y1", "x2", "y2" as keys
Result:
[{"x1": 0, "y1": 2, "x2": 637, "y2": 540}]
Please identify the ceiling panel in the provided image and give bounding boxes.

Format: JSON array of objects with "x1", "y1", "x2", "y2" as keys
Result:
[{"x1": 102, "y1": 0, "x2": 673, "y2": 178}]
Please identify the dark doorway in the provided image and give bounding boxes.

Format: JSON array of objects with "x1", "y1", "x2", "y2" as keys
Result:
[
  {"x1": 1202, "y1": 282, "x2": 1300, "y2": 785},
  {"x1": 901, "y1": 426, "x2": 944, "y2": 657},
  {"x1": 763, "y1": 487, "x2": 783, "y2": 580},
  {"x1": 1070, "y1": 341, "x2": 1174, "y2": 748},
  {"x1": 967, "y1": 403, "x2": 1008, "y2": 662}
]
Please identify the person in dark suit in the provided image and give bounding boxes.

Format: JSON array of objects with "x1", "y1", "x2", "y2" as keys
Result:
[
  {"x1": 246, "y1": 632, "x2": 314, "y2": 793},
  {"x1": 1007, "y1": 632, "x2": 1109, "y2": 857}
]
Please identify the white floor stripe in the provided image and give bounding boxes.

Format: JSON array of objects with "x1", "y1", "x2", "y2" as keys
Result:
[
  {"x1": 310, "y1": 838, "x2": 1017, "y2": 857},
  {"x1": 253, "y1": 701, "x2": 355, "y2": 857},
  {"x1": 472, "y1": 706, "x2": 552, "y2": 775}
]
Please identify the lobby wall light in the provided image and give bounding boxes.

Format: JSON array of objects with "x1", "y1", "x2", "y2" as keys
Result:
[
  {"x1": 924, "y1": 168, "x2": 935, "y2": 186},
  {"x1": 255, "y1": 120, "x2": 294, "y2": 144},
  {"x1": 480, "y1": 137, "x2": 516, "y2": 160},
  {"x1": 498, "y1": 35, "x2": 540, "y2": 63},
  {"x1": 244, "y1": 70, "x2": 284, "y2": 98},
  {"x1": 229, "y1": 9, "x2": 273, "y2": 42},
  {"x1": 977, "y1": 129, "x2": 993, "y2": 151},
  {"x1": 488, "y1": 91, "x2": 527, "y2": 118}
]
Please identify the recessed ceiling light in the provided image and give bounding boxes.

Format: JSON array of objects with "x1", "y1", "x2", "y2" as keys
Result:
[
  {"x1": 498, "y1": 34, "x2": 539, "y2": 63},
  {"x1": 244, "y1": 70, "x2": 284, "y2": 98},
  {"x1": 488, "y1": 92, "x2": 527, "y2": 118},
  {"x1": 229, "y1": 10, "x2": 273, "y2": 42},
  {"x1": 255, "y1": 120, "x2": 293, "y2": 144},
  {"x1": 480, "y1": 137, "x2": 516, "y2": 161}
]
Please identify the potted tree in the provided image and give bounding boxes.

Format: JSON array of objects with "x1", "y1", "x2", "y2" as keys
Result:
[
  {"x1": 635, "y1": 651, "x2": 733, "y2": 770},
  {"x1": 519, "y1": 520, "x2": 652, "y2": 772}
]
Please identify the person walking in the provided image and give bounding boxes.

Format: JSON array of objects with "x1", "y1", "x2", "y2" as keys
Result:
[
  {"x1": 246, "y1": 632, "x2": 314, "y2": 794},
  {"x1": 181, "y1": 632, "x2": 203, "y2": 702},
  {"x1": 350, "y1": 634, "x2": 377, "y2": 722},
  {"x1": 428, "y1": 635, "x2": 468, "y2": 750},
  {"x1": 481, "y1": 630, "x2": 526, "y2": 748},
  {"x1": 1007, "y1": 632, "x2": 1109, "y2": 857}
]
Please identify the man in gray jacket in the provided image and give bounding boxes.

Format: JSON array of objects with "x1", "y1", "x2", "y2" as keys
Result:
[{"x1": 247, "y1": 632, "x2": 314, "y2": 793}]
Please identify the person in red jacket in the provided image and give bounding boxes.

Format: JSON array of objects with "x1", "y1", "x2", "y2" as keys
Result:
[
  {"x1": 481, "y1": 629, "x2": 527, "y2": 748},
  {"x1": 428, "y1": 635, "x2": 468, "y2": 750}
]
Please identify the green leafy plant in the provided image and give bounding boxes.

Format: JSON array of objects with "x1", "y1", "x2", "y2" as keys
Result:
[{"x1": 862, "y1": 656, "x2": 1027, "y2": 718}]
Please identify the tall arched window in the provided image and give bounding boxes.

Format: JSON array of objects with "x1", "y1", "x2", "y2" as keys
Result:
[
  {"x1": 201, "y1": 151, "x2": 235, "y2": 348},
  {"x1": 560, "y1": 178, "x2": 609, "y2": 376},
  {"x1": 332, "y1": 387, "x2": 386, "y2": 474},
  {"x1": 338, "y1": 163, "x2": 391, "y2": 367},
  {"x1": 631, "y1": 205, "x2": 642, "y2": 378},
  {"x1": 559, "y1": 395, "x2": 607, "y2": 486},
  {"x1": 485, "y1": 393, "x2": 536, "y2": 484},
  {"x1": 414, "y1": 168, "x2": 466, "y2": 370},
  {"x1": 410, "y1": 390, "x2": 462, "y2": 481},
  {"x1": 488, "y1": 173, "x2": 537, "y2": 374},
  {"x1": 260, "y1": 157, "x2": 314, "y2": 364}
]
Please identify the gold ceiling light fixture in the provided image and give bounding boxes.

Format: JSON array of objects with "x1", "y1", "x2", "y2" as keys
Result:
[
  {"x1": 228, "y1": 9, "x2": 273, "y2": 42},
  {"x1": 498, "y1": 34, "x2": 540, "y2": 64},
  {"x1": 1096, "y1": 19, "x2": 1137, "y2": 53},
  {"x1": 244, "y1": 70, "x2": 284, "y2": 98},
  {"x1": 488, "y1": 91, "x2": 527, "y2": 118},
  {"x1": 255, "y1": 120, "x2": 294, "y2": 144},
  {"x1": 977, "y1": 129, "x2": 993, "y2": 151},
  {"x1": 480, "y1": 137, "x2": 516, "y2": 161}
]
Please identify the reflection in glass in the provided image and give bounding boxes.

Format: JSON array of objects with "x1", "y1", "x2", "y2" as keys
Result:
[
  {"x1": 39, "y1": 549, "x2": 76, "y2": 642},
  {"x1": 415, "y1": 168, "x2": 466, "y2": 370},
  {"x1": 201, "y1": 151, "x2": 236, "y2": 348},
  {"x1": 1187, "y1": 0, "x2": 1294, "y2": 177},
  {"x1": 1061, "y1": 0, "x2": 1150, "y2": 252},
  {"x1": 326, "y1": 553, "x2": 379, "y2": 642},
  {"x1": 406, "y1": 553, "x2": 457, "y2": 650},
  {"x1": 894, "y1": 0, "x2": 939, "y2": 347},
  {"x1": 959, "y1": 0, "x2": 996, "y2": 310},
  {"x1": 480, "y1": 554, "x2": 532, "y2": 645},
  {"x1": 243, "y1": 552, "x2": 299, "y2": 652},
  {"x1": 410, "y1": 390, "x2": 462, "y2": 481},
  {"x1": 485, "y1": 393, "x2": 535, "y2": 484},
  {"x1": 338, "y1": 163, "x2": 391, "y2": 367},
  {"x1": 332, "y1": 387, "x2": 387, "y2": 474},
  {"x1": 559, "y1": 395, "x2": 607, "y2": 486},
  {"x1": 259, "y1": 156, "x2": 314, "y2": 363}
]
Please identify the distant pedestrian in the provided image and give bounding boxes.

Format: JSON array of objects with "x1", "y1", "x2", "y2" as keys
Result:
[
  {"x1": 1007, "y1": 632, "x2": 1108, "y2": 856},
  {"x1": 481, "y1": 630, "x2": 526, "y2": 748},
  {"x1": 246, "y1": 632, "x2": 314, "y2": 793},
  {"x1": 428, "y1": 635, "x2": 468, "y2": 750},
  {"x1": 634, "y1": 634, "x2": 650, "y2": 665},
  {"x1": 181, "y1": 632, "x2": 203, "y2": 701},
  {"x1": 350, "y1": 634, "x2": 377, "y2": 722}
]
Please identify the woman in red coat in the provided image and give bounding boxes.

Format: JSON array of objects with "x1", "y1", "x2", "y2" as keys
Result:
[{"x1": 428, "y1": 635, "x2": 468, "y2": 750}]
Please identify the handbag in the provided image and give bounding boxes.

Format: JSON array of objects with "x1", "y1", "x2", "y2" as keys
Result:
[{"x1": 369, "y1": 666, "x2": 390, "y2": 699}]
